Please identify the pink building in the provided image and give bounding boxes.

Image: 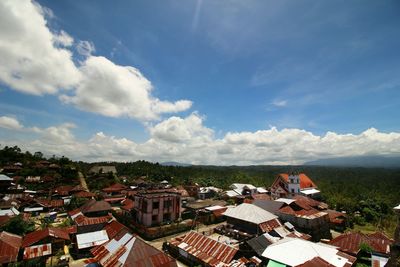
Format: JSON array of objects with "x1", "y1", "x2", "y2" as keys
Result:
[{"x1": 134, "y1": 190, "x2": 181, "y2": 227}]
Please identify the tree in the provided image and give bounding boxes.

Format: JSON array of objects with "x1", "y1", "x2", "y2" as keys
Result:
[{"x1": 0, "y1": 215, "x2": 35, "y2": 235}]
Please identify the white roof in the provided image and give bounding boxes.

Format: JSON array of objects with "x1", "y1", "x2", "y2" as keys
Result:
[
  {"x1": 0, "y1": 207, "x2": 20, "y2": 216},
  {"x1": 76, "y1": 230, "x2": 109, "y2": 249},
  {"x1": 231, "y1": 183, "x2": 257, "y2": 191},
  {"x1": 262, "y1": 237, "x2": 354, "y2": 267},
  {"x1": 223, "y1": 203, "x2": 278, "y2": 224},
  {"x1": 225, "y1": 190, "x2": 240, "y2": 197},
  {"x1": 394, "y1": 204, "x2": 400, "y2": 210},
  {"x1": 256, "y1": 187, "x2": 268, "y2": 193},
  {"x1": 301, "y1": 188, "x2": 321, "y2": 195},
  {"x1": 24, "y1": 207, "x2": 43, "y2": 212},
  {"x1": 205, "y1": 205, "x2": 226, "y2": 211},
  {"x1": 275, "y1": 198, "x2": 295, "y2": 205},
  {"x1": 0, "y1": 174, "x2": 12, "y2": 181}
]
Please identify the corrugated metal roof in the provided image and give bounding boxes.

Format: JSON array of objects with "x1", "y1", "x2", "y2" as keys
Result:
[
  {"x1": 262, "y1": 237, "x2": 356, "y2": 267},
  {"x1": 0, "y1": 231, "x2": 22, "y2": 264},
  {"x1": 23, "y1": 243, "x2": 52, "y2": 260},
  {"x1": 22, "y1": 228, "x2": 70, "y2": 247},
  {"x1": 223, "y1": 203, "x2": 278, "y2": 224},
  {"x1": 170, "y1": 231, "x2": 238, "y2": 266},
  {"x1": 76, "y1": 230, "x2": 109, "y2": 249},
  {"x1": 90, "y1": 231, "x2": 177, "y2": 267}
]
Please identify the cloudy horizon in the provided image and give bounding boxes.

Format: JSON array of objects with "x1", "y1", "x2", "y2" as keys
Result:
[{"x1": 0, "y1": 0, "x2": 399, "y2": 165}]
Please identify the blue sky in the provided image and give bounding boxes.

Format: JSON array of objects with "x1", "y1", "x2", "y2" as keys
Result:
[{"x1": 0, "y1": 0, "x2": 399, "y2": 164}]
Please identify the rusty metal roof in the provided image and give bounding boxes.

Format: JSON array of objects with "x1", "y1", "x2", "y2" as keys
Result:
[
  {"x1": 0, "y1": 231, "x2": 22, "y2": 264},
  {"x1": 74, "y1": 214, "x2": 111, "y2": 226},
  {"x1": 104, "y1": 220, "x2": 129, "y2": 239},
  {"x1": 22, "y1": 228, "x2": 70, "y2": 248},
  {"x1": 89, "y1": 232, "x2": 177, "y2": 267},
  {"x1": 170, "y1": 231, "x2": 238, "y2": 266},
  {"x1": 329, "y1": 231, "x2": 393, "y2": 256},
  {"x1": 23, "y1": 243, "x2": 52, "y2": 260}
]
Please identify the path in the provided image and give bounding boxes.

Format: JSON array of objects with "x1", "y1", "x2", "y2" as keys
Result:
[{"x1": 77, "y1": 171, "x2": 89, "y2": 191}]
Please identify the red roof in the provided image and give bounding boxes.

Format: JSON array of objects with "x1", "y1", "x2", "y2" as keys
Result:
[
  {"x1": 54, "y1": 185, "x2": 74, "y2": 196},
  {"x1": 327, "y1": 210, "x2": 346, "y2": 225},
  {"x1": 296, "y1": 257, "x2": 335, "y2": 267},
  {"x1": 90, "y1": 232, "x2": 177, "y2": 267},
  {"x1": 36, "y1": 199, "x2": 64, "y2": 208},
  {"x1": 74, "y1": 191, "x2": 96, "y2": 198},
  {"x1": 22, "y1": 228, "x2": 70, "y2": 248},
  {"x1": 104, "y1": 220, "x2": 129, "y2": 239},
  {"x1": 0, "y1": 231, "x2": 22, "y2": 264},
  {"x1": 80, "y1": 199, "x2": 112, "y2": 214},
  {"x1": 102, "y1": 183, "x2": 128, "y2": 193},
  {"x1": 279, "y1": 173, "x2": 317, "y2": 189},
  {"x1": 74, "y1": 214, "x2": 111, "y2": 226},
  {"x1": 121, "y1": 198, "x2": 134, "y2": 211},
  {"x1": 329, "y1": 231, "x2": 393, "y2": 256},
  {"x1": 259, "y1": 218, "x2": 281, "y2": 233},
  {"x1": 170, "y1": 231, "x2": 238, "y2": 266}
]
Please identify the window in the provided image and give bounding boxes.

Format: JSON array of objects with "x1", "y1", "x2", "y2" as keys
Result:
[
  {"x1": 291, "y1": 189, "x2": 294, "y2": 193},
  {"x1": 141, "y1": 200, "x2": 147, "y2": 212},
  {"x1": 152, "y1": 215, "x2": 158, "y2": 224},
  {"x1": 153, "y1": 201, "x2": 159, "y2": 210},
  {"x1": 164, "y1": 200, "x2": 172, "y2": 209}
]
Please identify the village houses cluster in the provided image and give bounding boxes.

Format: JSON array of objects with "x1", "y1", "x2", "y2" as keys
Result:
[{"x1": 0, "y1": 161, "x2": 398, "y2": 267}]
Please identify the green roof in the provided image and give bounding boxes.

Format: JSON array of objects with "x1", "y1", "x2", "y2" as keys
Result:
[{"x1": 267, "y1": 260, "x2": 286, "y2": 267}]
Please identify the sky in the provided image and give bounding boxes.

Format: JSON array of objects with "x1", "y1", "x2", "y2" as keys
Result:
[{"x1": 0, "y1": 0, "x2": 399, "y2": 165}]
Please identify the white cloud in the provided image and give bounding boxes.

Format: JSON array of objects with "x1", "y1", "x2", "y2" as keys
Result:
[
  {"x1": 76, "y1": 40, "x2": 96, "y2": 56},
  {"x1": 2, "y1": 114, "x2": 400, "y2": 165},
  {"x1": 53, "y1": 30, "x2": 74, "y2": 47},
  {"x1": 60, "y1": 56, "x2": 192, "y2": 121},
  {"x1": 0, "y1": 116, "x2": 23, "y2": 130},
  {"x1": 0, "y1": 0, "x2": 81, "y2": 95},
  {"x1": 272, "y1": 99, "x2": 288, "y2": 107}
]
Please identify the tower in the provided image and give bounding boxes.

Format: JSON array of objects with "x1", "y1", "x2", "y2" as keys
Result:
[{"x1": 287, "y1": 172, "x2": 300, "y2": 196}]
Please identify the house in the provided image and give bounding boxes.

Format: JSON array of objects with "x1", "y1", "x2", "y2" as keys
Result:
[
  {"x1": 89, "y1": 165, "x2": 117, "y2": 175},
  {"x1": 0, "y1": 231, "x2": 22, "y2": 265},
  {"x1": 133, "y1": 189, "x2": 181, "y2": 227},
  {"x1": 183, "y1": 183, "x2": 200, "y2": 198},
  {"x1": 88, "y1": 230, "x2": 178, "y2": 267},
  {"x1": 329, "y1": 231, "x2": 393, "y2": 266},
  {"x1": 102, "y1": 183, "x2": 128, "y2": 196},
  {"x1": 326, "y1": 209, "x2": 347, "y2": 230},
  {"x1": 0, "y1": 174, "x2": 13, "y2": 192},
  {"x1": 198, "y1": 186, "x2": 221, "y2": 200},
  {"x1": 22, "y1": 227, "x2": 71, "y2": 260},
  {"x1": 223, "y1": 203, "x2": 282, "y2": 235},
  {"x1": 262, "y1": 237, "x2": 356, "y2": 267},
  {"x1": 275, "y1": 196, "x2": 331, "y2": 241},
  {"x1": 168, "y1": 231, "x2": 238, "y2": 266},
  {"x1": 76, "y1": 230, "x2": 109, "y2": 250},
  {"x1": 270, "y1": 173, "x2": 319, "y2": 199},
  {"x1": 79, "y1": 199, "x2": 112, "y2": 217}
]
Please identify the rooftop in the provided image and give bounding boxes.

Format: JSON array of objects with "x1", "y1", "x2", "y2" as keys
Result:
[{"x1": 223, "y1": 203, "x2": 278, "y2": 224}]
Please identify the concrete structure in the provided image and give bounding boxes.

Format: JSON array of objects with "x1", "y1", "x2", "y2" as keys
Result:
[{"x1": 133, "y1": 189, "x2": 181, "y2": 227}]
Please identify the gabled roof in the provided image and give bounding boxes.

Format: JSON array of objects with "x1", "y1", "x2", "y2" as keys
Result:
[
  {"x1": 74, "y1": 191, "x2": 96, "y2": 198},
  {"x1": 74, "y1": 214, "x2": 111, "y2": 226},
  {"x1": 22, "y1": 228, "x2": 70, "y2": 247},
  {"x1": 0, "y1": 231, "x2": 22, "y2": 264},
  {"x1": 328, "y1": 231, "x2": 393, "y2": 255},
  {"x1": 103, "y1": 220, "x2": 129, "y2": 239},
  {"x1": 102, "y1": 183, "x2": 128, "y2": 193},
  {"x1": 76, "y1": 230, "x2": 109, "y2": 249},
  {"x1": 170, "y1": 231, "x2": 237, "y2": 266},
  {"x1": 223, "y1": 203, "x2": 278, "y2": 224},
  {"x1": 36, "y1": 199, "x2": 64, "y2": 208},
  {"x1": 253, "y1": 200, "x2": 285, "y2": 214},
  {"x1": 278, "y1": 173, "x2": 317, "y2": 189},
  {"x1": 262, "y1": 237, "x2": 356, "y2": 267},
  {"x1": 80, "y1": 199, "x2": 112, "y2": 214},
  {"x1": 90, "y1": 231, "x2": 177, "y2": 267}
]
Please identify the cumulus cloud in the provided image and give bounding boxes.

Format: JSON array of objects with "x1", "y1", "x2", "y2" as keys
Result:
[
  {"x1": 60, "y1": 56, "x2": 192, "y2": 121},
  {"x1": 0, "y1": 116, "x2": 23, "y2": 130},
  {"x1": 53, "y1": 30, "x2": 74, "y2": 47},
  {"x1": 76, "y1": 40, "x2": 95, "y2": 56},
  {"x1": 0, "y1": 0, "x2": 81, "y2": 95},
  {"x1": 1, "y1": 114, "x2": 400, "y2": 165},
  {"x1": 0, "y1": 1, "x2": 192, "y2": 122}
]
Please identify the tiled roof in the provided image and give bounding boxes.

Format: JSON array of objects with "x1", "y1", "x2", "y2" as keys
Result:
[
  {"x1": 0, "y1": 231, "x2": 22, "y2": 264},
  {"x1": 170, "y1": 231, "x2": 238, "y2": 266},
  {"x1": 329, "y1": 231, "x2": 393, "y2": 256},
  {"x1": 22, "y1": 228, "x2": 70, "y2": 248},
  {"x1": 279, "y1": 173, "x2": 317, "y2": 189}
]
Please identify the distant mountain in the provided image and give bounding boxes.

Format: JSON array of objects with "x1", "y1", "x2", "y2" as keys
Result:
[
  {"x1": 305, "y1": 155, "x2": 400, "y2": 168},
  {"x1": 160, "y1": 161, "x2": 192, "y2": 167}
]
